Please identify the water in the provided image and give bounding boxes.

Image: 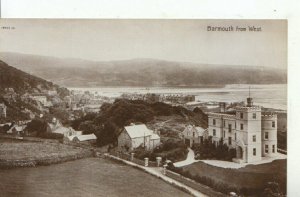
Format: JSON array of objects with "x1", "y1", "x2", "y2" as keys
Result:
[{"x1": 69, "y1": 84, "x2": 287, "y2": 110}]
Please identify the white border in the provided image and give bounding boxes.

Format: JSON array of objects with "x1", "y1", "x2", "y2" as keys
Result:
[{"x1": 1, "y1": 0, "x2": 300, "y2": 196}]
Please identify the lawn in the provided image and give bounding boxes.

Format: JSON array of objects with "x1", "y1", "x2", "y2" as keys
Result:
[
  {"x1": 182, "y1": 159, "x2": 287, "y2": 195},
  {"x1": 0, "y1": 138, "x2": 90, "y2": 160},
  {"x1": 0, "y1": 158, "x2": 192, "y2": 197}
]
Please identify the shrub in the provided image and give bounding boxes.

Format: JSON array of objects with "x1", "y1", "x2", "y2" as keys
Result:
[{"x1": 193, "y1": 139, "x2": 236, "y2": 161}]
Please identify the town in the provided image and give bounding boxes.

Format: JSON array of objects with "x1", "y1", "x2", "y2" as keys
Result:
[{"x1": 0, "y1": 83, "x2": 287, "y2": 196}]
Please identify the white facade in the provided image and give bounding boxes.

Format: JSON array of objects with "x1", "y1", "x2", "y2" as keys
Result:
[{"x1": 208, "y1": 98, "x2": 277, "y2": 163}]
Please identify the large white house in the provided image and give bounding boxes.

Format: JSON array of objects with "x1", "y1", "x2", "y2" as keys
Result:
[
  {"x1": 208, "y1": 97, "x2": 277, "y2": 163},
  {"x1": 118, "y1": 124, "x2": 160, "y2": 151}
]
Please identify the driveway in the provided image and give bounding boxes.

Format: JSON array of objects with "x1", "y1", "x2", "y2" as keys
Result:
[{"x1": 173, "y1": 148, "x2": 199, "y2": 167}]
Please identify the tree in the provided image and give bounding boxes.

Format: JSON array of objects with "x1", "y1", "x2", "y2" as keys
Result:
[{"x1": 27, "y1": 118, "x2": 48, "y2": 136}]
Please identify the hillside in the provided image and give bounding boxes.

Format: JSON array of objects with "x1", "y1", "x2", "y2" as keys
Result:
[
  {"x1": 71, "y1": 99, "x2": 208, "y2": 146},
  {"x1": 0, "y1": 52, "x2": 287, "y2": 87},
  {"x1": 0, "y1": 60, "x2": 69, "y2": 122},
  {"x1": 0, "y1": 60, "x2": 69, "y2": 96}
]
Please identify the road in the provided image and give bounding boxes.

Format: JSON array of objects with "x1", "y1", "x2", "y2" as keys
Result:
[{"x1": 173, "y1": 148, "x2": 199, "y2": 167}]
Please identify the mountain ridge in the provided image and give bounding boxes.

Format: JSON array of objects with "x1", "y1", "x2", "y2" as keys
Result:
[{"x1": 0, "y1": 52, "x2": 287, "y2": 87}]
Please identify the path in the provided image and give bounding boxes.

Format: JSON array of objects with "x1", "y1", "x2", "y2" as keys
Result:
[
  {"x1": 173, "y1": 148, "x2": 199, "y2": 167},
  {"x1": 105, "y1": 154, "x2": 207, "y2": 197}
]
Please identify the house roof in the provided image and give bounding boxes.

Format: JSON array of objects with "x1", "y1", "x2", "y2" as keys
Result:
[
  {"x1": 195, "y1": 127, "x2": 206, "y2": 135},
  {"x1": 183, "y1": 125, "x2": 206, "y2": 136},
  {"x1": 73, "y1": 134, "x2": 97, "y2": 141},
  {"x1": 124, "y1": 124, "x2": 153, "y2": 139}
]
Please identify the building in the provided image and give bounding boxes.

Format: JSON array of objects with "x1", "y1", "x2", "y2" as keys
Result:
[
  {"x1": 180, "y1": 125, "x2": 208, "y2": 147},
  {"x1": 0, "y1": 103, "x2": 7, "y2": 118},
  {"x1": 207, "y1": 97, "x2": 277, "y2": 163},
  {"x1": 31, "y1": 95, "x2": 48, "y2": 106},
  {"x1": 118, "y1": 124, "x2": 161, "y2": 151},
  {"x1": 72, "y1": 134, "x2": 97, "y2": 144}
]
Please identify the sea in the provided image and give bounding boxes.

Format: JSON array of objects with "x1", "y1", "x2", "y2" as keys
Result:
[{"x1": 69, "y1": 84, "x2": 287, "y2": 111}]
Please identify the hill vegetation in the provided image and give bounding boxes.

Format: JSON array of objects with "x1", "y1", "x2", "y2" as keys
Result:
[
  {"x1": 0, "y1": 60, "x2": 69, "y2": 96},
  {"x1": 72, "y1": 99, "x2": 207, "y2": 146},
  {"x1": 0, "y1": 52, "x2": 287, "y2": 87},
  {"x1": 0, "y1": 60, "x2": 69, "y2": 122}
]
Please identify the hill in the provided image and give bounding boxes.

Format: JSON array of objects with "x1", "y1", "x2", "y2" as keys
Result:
[
  {"x1": 0, "y1": 60, "x2": 69, "y2": 96},
  {"x1": 0, "y1": 52, "x2": 287, "y2": 87},
  {"x1": 71, "y1": 99, "x2": 208, "y2": 146},
  {"x1": 0, "y1": 60, "x2": 69, "y2": 122}
]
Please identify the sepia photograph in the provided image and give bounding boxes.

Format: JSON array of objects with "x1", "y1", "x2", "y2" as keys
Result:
[{"x1": 0, "y1": 19, "x2": 287, "y2": 196}]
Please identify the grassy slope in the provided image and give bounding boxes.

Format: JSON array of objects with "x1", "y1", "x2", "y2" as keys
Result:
[
  {"x1": 183, "y1": 159, "x2": 286, "y2": 194},
  {"x1": 0, "y1": 138, "x2": 88, "y2": 160},
  {"x1": 0, "y1": 158, "x2": 191, "y2": 197}
]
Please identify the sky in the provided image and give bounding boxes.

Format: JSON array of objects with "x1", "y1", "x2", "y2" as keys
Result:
[{"x1": 0, "y1": 19, "x2": 287, "y2": 69}]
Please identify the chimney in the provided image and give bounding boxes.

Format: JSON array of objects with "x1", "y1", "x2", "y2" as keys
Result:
[{"x1": 219, "y1": 102, "x2": 226, "y2": 113}]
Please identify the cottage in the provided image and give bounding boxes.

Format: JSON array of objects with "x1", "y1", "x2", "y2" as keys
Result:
[
  {"x1": 180, "y1": 125, "x2": 208, "y2": 147},
  {"x1": 118, "y1": 124, "x2": 160, "y2": 151},
  {"x1": 72, "y1": 134, "x2": 97, "y2": 144}
]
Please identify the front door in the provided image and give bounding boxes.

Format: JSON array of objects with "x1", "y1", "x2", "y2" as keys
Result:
[{"x1": 236, "y1": 146, "x2": 243, "y2": 159}]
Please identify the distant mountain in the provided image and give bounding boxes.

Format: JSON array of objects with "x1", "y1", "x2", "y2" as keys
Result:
[
  {"x1": 0, "y1": 59, "x2": 69, "y2": 97},
  {"x1": 0, "y1": 52, "x2": 287, "y2": 87}
]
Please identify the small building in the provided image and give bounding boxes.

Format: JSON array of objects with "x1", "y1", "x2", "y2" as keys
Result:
[
  {"x1": 72, "y1": 134, "x2": 97, "y2": 144},
  {"x1": 118, "y1": 124, "x2": 160, "y2": 151},
  {"x1": 0, "y1": 103, "x2": 7, "y2": 118},
  {"x1": 180, "y1": 125, "x2": 208, "y2": 147},
  {"x1": 31, "y1": 95, "x2": 48, "y2": 106}
]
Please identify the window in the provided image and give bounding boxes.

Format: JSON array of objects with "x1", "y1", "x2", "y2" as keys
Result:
[
  {"x1": 253, "y1": 113, "x2": 256, "y2": 119},
  {"x1": 228, "y1": 137, "x2": 232, "y2": 145},
  {"x1": 193, "y1": 132, "x2": 195, "y2": 137},
  {"x1": 235, "y1": 133, "x2": 237, "y2": 140},
  {"x1": 228, "y1": 124, "x2": 232, "y2": 132},
  {"x1": 253, "y1": 148, "x2": 256, "y2": 156},
  {"x1": 240, "y1": 113, "x2": 243, "y2": 119},
  {"x1": 223, "y1": 131, "x2": 225, "y2": 138},
  {"x1": 235, "y1": 122, "x2": 236, "y2": 128},
  {"x1": 272, "y1": 145, "x2": 275, "y2": 153},
  {"x1": 213, "y1": 129, "x2": 216, "y2": 136},
  {"x1": 223, "y1": 121, "x2": 225, "y2": 127},
  {"x1": 265, "y1": 132, "x2": 269, "y2": 140},
  {"x1": 240, "y1": 123, "x2": 244, "y2": 130},
  {"x1": 272, "y1": 121, "x2": 275, "y2": 128},
  {"x1": 253, "y1": 135, "x2": 256, "y2": 142},
  {"x1": 265, "y1": 145, "x2": 269, "y2": 153},
  {"x1": 213, "y1": 119, "x2": 216, "y2": 125}
]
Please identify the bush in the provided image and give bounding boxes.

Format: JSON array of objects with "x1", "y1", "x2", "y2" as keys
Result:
[{"x1": 193, "y1": 139, "x2": 236, "y2": 161}]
